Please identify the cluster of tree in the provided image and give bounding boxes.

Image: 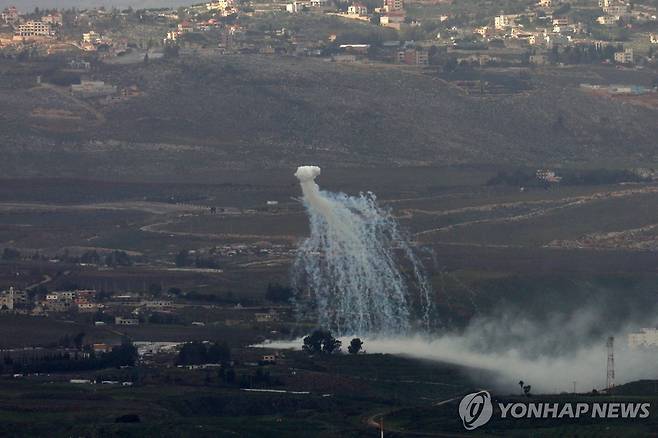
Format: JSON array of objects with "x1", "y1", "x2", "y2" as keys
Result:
[
  {"x1": 183, "y1": 290, "x2": 246, "y2": 305},
  {"x1": 175, "y1": 250, "x2": 220, "y2": 269},
  {"x1": 101, "y1": 250, "x2": 133, "y2": 267},
  {"x1": 348, "y1": 338, "x2": 363, "y2": 355},
  {"x1": 302, "y1": 331, "x2": 365, "y2": 355},
  {"x1": 2, "y1": 340, "x2": 137, "y2": 374},
  {"x1": 148, "y1": 312, "x2": 180, "y2": 324},
  {"x1": 237, "y1": 367, "x2": 283, "y2": 388},
  {"x1": 541, "y1": 43, "x2": 625, "y2": 65},
  {"x1": 302, "y1": 330, "x2": 342, "y2": 354},
  {"x1": 1, "y1": 248, "x2": 21, "y2": 261},
  {"x1": 176, "y1": 341, "x2": 231, "y2": 366},
  {"x1": 44, "y1": 249, "x2": 134, "y2": 267},
  {"x1": 56, "y1": 332, "x2": 86, "y2": 350},
  {"x1": 265, "y1": 283, "x2": 294, "y2": 303},
  {"x1": 519, "y1": 380, "x2": 532, "y2": 397}
]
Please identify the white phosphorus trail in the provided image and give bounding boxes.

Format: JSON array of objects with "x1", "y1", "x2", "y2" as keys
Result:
[{"x1": 292, "y1": 165, "x2": 433, "y2": 336}]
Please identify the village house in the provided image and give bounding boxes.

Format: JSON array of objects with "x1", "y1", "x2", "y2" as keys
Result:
[
  {"x1": 614, "y1": 47, "x2": 633, "y2": 64},
  {"x1": 396, "y1": 48, "x2": 429, "y2": 65},
  {"x1": 82, "y1": 31, "x2": 101, "y2": 44},
  {"x1": 380, "y1": 11, "x2": 405, "y2": 29},
  {"x1": 41, "y1": 12, "x2": 63, "y2": 26},
  {"x1": 1, "y1": 287, "x2": 28, "y2": 307},
  {"x1": 529, "y1": 53, "x2": 549, "y2": 65},
  {"x1": 382, "y1": 0, "x2": 403, "y2": 13},
  {"x1": 92, "y1": 343, "x2": 113, "y2": 353},
  {"x1": 348, "y1": 3, "x2": 368, "y2": 16},
  {"x1": 115, "y1": 316, "x2": 139, "y2": 325},
  {"x1": 1, "y1": 6, "x2": 19, "y2": 24},
  {"x1": 494, "y1": 14, "x2": 518, "y2": 30}
]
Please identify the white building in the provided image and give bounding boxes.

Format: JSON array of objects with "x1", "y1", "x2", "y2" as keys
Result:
[
  {"x1": 14, "y1": 21, "x2": 53, "y2": 39},
  {"x1": 597, "y1": 15, "x2": 618, "y2": 25},
  {"x1": 494, "y1": 14, "x2": 517, "y2": 30},
  {"x1": 206, "y1": 0, "x2": 231, "y2": 10},
  {"x1": 614, "y1": 47, "x2": 633, "y2": 64},
  {"x1": 46, "y1": 291, "x2": 75, "y2": 301},
  {"x1": 628, "y1": 328, "x2": 658, "y2": 348},
  {"x1": 82, "y1": 31, "x2": 101, "y2": 44},
  {"x1": 348, "y1": 3, "x2": 368, "y2": 16},
  {"x1": 286, "y1": 2, "x2": 307, "y2": 13}
]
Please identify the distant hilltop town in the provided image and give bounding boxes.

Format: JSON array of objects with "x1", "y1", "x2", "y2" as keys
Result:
[{"x1": 0, "y1": 0, "x2": 656, "y2": 70}]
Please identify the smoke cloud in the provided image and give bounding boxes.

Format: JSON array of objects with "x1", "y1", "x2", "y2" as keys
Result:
[{"x1": 261, "y1": 308, "x2": 658, "y2": 394}]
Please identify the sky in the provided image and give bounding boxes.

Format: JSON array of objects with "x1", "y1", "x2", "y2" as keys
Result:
[{"x1": 0, "y1": 0, "x2": 186, "y2": 10}]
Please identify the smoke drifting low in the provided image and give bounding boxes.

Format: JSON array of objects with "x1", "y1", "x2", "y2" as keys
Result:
[{"x1": 262, "y1": 307, "x2": 658, "y2": 394}]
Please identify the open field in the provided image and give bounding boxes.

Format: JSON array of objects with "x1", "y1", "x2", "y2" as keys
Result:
[{"x1": 0, "y1": 352, "x2": 482, "y2": 437}]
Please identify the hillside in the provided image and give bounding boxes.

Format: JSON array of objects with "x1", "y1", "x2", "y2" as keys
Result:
[{"x1": 1, "y1": 55, "x2": 657, "y2": 181}]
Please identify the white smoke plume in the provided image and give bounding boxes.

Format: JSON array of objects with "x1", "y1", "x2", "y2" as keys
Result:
[{"x1": 292, "y1": 165, "x2": 433, "y2": 335}]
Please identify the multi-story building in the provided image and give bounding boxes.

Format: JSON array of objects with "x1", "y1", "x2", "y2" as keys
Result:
[
  {"x1": 603, "y1": 4, "x2": 630, "y2": 18},
  {"x1": 494, "y1": 14, "x2": 517, "y2": 30},
  {"x1": 14, "y1": 21, "x2": 54, "y2": 40},
  {"x1": 348, "y1": 3, "x2": 368, "y2": 16},
  {"x1": 82, "y1": 31, "x2": 101, "y2": 43},
  {"x1": 614, "y1": 47, "x2": 633, "y2": 64},
  {"x1": 396, "y1": 48, "x2": 429, "y2": 65},
  {"x1": 383, "y1": 0, "x2": 403, "y2": 13}
]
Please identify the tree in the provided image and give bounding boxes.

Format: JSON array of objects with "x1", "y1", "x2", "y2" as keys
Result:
[
  {"x1": 348, "y1": 338, "x2": 363, "y2": 355},
  {"x1": 106, "y1": 340, "x2": 138, "y2": 367},
  {"x1": 265, "y1": 283, "x2": 294, "y2": 303},
  {"x1": 207, "y1": 342, "x2": 231, "y2": 363},
  {"x1": 2, "y1": 248, "x2": 20, "y2": 261},
  {"x1": 519, "y1": 380, "x2": 532, "y2": 397},
  {"x1": 73, "y1": 332, "x2": 85, "y2": 350},
  {"x1": 176, "y1": 342, "x2": 208, "y2": 365},
  {"x1": 175, "y1": 250, "x2": 189, "y2": 267},
  {"x1": 148, "y1": 283, "x2": 162, "y2": 297},
  {"x1": 302, "y1": 330, "x2": 341, "y2": 355}
]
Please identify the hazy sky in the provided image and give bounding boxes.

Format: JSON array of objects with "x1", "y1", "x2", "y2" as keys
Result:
[{"x1": 0, "y1": 0, "x2": 186, "y2": 10}]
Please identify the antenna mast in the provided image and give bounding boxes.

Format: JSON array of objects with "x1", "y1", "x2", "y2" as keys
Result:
[{"x1": 606, "y1": 336, "x2": 615, "y2": 390}]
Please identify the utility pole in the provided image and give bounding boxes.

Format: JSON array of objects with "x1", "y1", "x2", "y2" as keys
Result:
[
  {"x1": 606, "y1": 336, "x2": 615, "y2": 391},
  {"x1": 380, "y1": 417, "x2": 384, "y2": 438}
]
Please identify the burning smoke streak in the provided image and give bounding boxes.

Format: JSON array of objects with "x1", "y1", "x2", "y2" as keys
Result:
[{"x1": 292, "y1": 166, "x2": 433, "y2": 335}]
